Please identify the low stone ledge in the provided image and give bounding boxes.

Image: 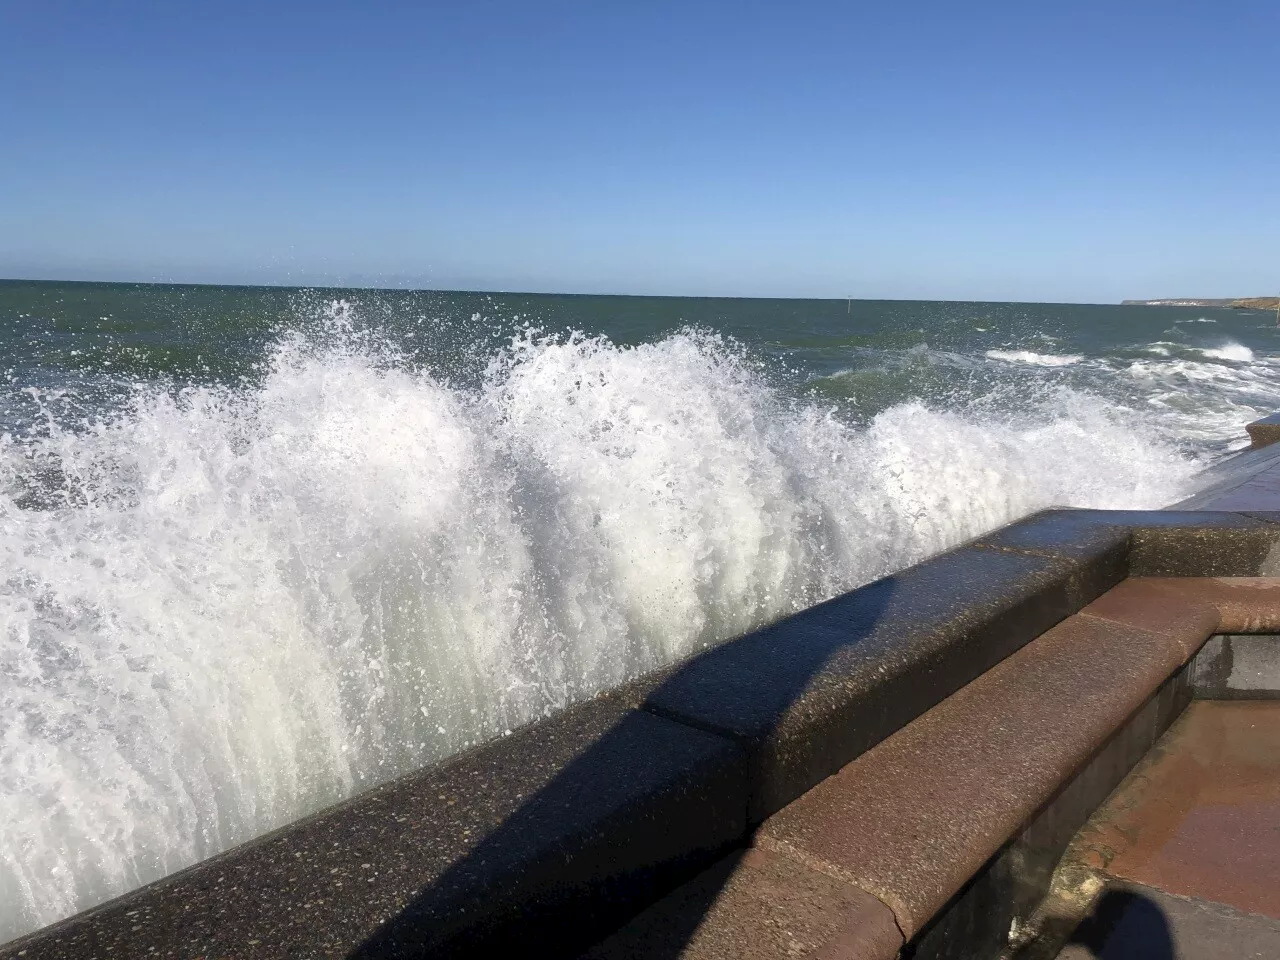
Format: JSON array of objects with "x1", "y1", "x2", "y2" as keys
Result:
[
  {"x1": 0, "y1": 693, "x2": 747, "y2": 960},
  {"x1": 753, "y1": 611, "x2": 1191, "y2": 940},
  {"x1": 971, "y1": 508, "x2": 1280, "y2": 577},
  {"x1": 583, "y1": 849, "x2": 903, "y2": 960},
  {"x1": 970, "y1": 508, "x2": 1132, "y2": 568}
]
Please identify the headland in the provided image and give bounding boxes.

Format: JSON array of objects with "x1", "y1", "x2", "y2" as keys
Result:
[{"x1": 1123, "y1": 296, "x2": 1280, "y2": 309}]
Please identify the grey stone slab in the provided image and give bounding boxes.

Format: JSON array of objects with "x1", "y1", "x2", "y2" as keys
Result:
[
  {"x1": 1, "y1": 693, "x2": 748, "y2": 960},
  {"x1": 1129, "y1": 524, "x2": 1280, "y2": 577},
  {"x1": 973, "y1": 509, "x2": 1132, "y2": 569},
  {"x1": 1185, "y1": 469, "x2": 1280, "y2": 512},
  {"x1": 644, "y1": 545, "x2": 1114, "y2": 821},
  {"x1": 1047, "y1": 509, "x2": 1280, "y2": 576},
  {"x1": 1057, "y1": 883, "x2": 1280, "y2": 960},
  {"x1": 1191, "y1": 634, "x2": 1280, "y2": 699},
  {"x1": 1068, "y1": 509, "x2": 1265, "y2": 530}
]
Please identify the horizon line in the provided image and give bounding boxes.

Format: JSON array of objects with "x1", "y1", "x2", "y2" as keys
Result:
[{"x1": 0, "y1": 274, "x2": 1149, "y2": 308}]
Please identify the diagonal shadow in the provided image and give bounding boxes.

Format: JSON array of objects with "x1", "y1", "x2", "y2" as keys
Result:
[{"x1": 348, "y1": 577, "x2": 899, "y2": 959}]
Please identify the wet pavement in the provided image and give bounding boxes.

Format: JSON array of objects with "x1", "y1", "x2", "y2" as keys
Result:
[{"x1": 1060, "y1": 701, "x2": 1280, "y2": 958}]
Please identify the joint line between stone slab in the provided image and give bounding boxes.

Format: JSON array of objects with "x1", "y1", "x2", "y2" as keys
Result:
[{"x1": 638, "y1": 700, "x2": 753, "y2": 748}]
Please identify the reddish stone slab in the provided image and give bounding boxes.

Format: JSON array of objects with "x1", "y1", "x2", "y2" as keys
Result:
[
  {"x1": 1073, "y1": 701, "x2": 1280, "y2": 922},
  {"x1": 1078, "y1": 577, "x2": 1280, "y2": 652},
  {"x1": 755, "y1": 613, "x2": 1188, "y2": 938},
  {"x1": 1077, "y1": 578, "x2": 1220, "y2": 657},
  {"x1": 583, "y1": 849, "x2": 903, "y2": 960},
  {"x1": 1202, "y1": 578, "x2": 1280, "y2": 632}
]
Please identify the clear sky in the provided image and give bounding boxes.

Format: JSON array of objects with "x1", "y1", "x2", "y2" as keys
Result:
[{"x1": 2, "y1": 0, "x2": 1278, "y2": 302}]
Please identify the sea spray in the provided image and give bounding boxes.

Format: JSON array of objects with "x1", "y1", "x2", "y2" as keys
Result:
[{"x1": 0, "y1": 318, "x2": 1202, "y2": 942}]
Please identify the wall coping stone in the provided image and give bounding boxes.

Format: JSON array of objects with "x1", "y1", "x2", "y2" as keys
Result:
[{"x1": 1248, "y1": 412, "x2": 1280, "y2": 449}]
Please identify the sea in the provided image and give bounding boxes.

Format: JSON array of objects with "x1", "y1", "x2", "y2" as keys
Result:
[{"x1": 2, "y1": 278, "x2": 1279, "y2": 942}]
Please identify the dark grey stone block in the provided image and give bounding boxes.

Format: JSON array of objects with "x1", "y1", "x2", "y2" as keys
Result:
[
  {"x1": 1031, "y1": 509, "x2": 1280, "y2": 576},
  {"x1": 1129, "y1": 520, "x2": 1280, "y2": 576},
  {"x1": 1, "y1": 693, "x2": 747, "y2": 960},
  {"x1": 643, "y1": 545, "x2": 1116, "y2": 821},
  {"x1": 1191, "y1": 634, "x2": 1280, "y2": 699},
  {"x1": 973, "y1": 509, "x2": 1132, "y2": 570},
  {"x1": 1064, "y1": 509, "x2": 1264, "y2": 530}
]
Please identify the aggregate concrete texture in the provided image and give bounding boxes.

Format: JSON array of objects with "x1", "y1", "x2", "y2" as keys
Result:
[
  {"x1": 1247, "y1": 412, "x2": 1280, "y2": 450},
  {"x1": 976, "y1": 507, "x2": 1280, "y2": 577},
  {"x1": 0, "y1": 692, "x2": 747, "y2": 960}
]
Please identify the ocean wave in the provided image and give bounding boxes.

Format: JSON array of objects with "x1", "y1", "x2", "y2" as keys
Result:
[
  {"x1": 984, "y1": 349, "x2": 1084, "y2": 366},
  {"x1": 1196, "y1": 342, "x2": 1254, "y2": 362},
  {"x1": 0, "y1": 309, "x2": 1207, "y2": 942}
]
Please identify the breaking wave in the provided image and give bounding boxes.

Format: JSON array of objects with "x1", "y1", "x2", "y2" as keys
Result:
[{"x1": 1196, "y1": 342, "x2": 1254, "y2": 363}]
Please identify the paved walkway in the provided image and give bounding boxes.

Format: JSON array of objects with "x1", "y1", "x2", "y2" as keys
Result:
[{"x1": 1055, "y1": 701, "x2": 1280, "y2": 959}]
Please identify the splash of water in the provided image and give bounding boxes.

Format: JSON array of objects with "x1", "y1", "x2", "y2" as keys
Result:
[
  {"x1": 1197, "y1": 341, "x2": 1254, "y2": 362},
  {"x1": 985, "y1": 349, "x2": 1084, "y2": 367},
  {"x1": 0, "y1": 318, "x2": 1202, "y2": 942}
]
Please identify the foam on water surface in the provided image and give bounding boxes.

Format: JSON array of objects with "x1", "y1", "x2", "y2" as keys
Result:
[
  {"x1": 0, "y1": 297, "x2": 1272, "y2": 943},
  {"x1": 984, "y1": 349, "x2": 1084, "y2": 366},
  {"x1": 1197, "y1": 341, "x2": 1255, "y2": 362}
]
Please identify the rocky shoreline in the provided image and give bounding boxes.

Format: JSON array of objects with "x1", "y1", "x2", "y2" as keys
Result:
[{"x1": 1123, "y1": 296, "x2": 1280, "y2": 309}]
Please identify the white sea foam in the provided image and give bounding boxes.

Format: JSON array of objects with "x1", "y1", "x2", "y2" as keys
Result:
[
  {"x1": 0, "y1": 312, "x2": 1213, "y2": 942},
  {"x1": 1196, "y1": 342, "x2": 1254, "y2": 362},
  {"x1": 984, "y1": 349, "x2": 1083, "y2": 366}
]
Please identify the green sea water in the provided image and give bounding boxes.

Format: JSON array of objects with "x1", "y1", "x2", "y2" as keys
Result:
[{"x1": 4, "y1": 278, "x2": 1280, "y2": 451}]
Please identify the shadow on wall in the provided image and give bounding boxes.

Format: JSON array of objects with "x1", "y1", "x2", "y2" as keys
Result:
[
  {"x1": 1062, "y1": 889, "x2": 1176, "y2": 960},
  {"x1": 348, "y1": 578, "x2": 901, "y2": 959}
]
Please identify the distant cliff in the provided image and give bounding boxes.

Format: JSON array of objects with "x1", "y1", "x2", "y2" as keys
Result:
[{"x1": 1122, "y1": 297, "x2": 1280, "y2": 310}]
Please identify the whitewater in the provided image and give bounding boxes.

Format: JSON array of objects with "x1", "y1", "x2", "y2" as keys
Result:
[{"x1": 1, "y1": 293, "x2": 1278, "y2": 943}]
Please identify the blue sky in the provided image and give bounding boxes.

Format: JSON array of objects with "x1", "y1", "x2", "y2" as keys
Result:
[{"x1": 2, "y1": 0, "x2": 1277, "y2": 302}]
